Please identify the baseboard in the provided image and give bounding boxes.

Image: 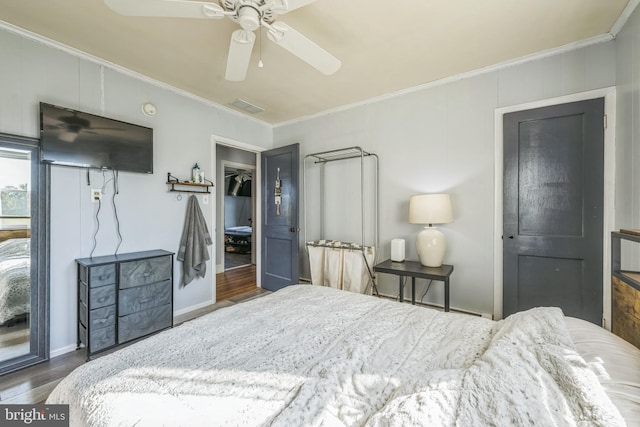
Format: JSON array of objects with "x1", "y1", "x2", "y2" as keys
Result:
[
  {"x1": 48, "y1": 300, "x2": 215, "y2": 358},
  {"x1": 216, "y1": 264, "x2": 224, "y2": 273},
  {"x1": 50, "y1": 343, "x2": 78, "y2": 358},
  {"x1": 376, "y1": 291, "x2": 482, "y2": 317},
  {"x1": 173, "y1": 299, "x2": 216, "y2": 317}
]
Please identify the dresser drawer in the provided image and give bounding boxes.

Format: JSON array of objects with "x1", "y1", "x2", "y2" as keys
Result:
[
  {"x1": 119, "y1": 255, "x2": 172, "y2": 289},
  {"x1": 79, "y1": 323, "x2": 115, "y2": 353},
  {"x1": 79, "y1": 303, "x2": 116, "y2": 330},
  {"x1": 118, "y1": 303, "x2": 172, "y2": 343},
  {"x1": 80, "y1": 264, "x2": 116, "y2": 288},
  {"x1": 80, "y1": 282, "x2": 116, "y2": 309},
  {"x1": 119, "y1": 280, "x2": 171, "y2": 316}
]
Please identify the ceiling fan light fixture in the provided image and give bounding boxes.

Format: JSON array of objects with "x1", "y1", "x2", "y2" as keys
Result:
[{"x1": 237, "y1": 6, "x2": 261, "y2": 31}]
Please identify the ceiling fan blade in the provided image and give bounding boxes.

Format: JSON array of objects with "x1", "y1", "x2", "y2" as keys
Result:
[
  {"x1": 104, "y1": 0, "x2": 226, "y2": 19},
  {"x1": 267, "y1": 22, "x2": 341, "y2": 75},
  {"x1": 225, "y1": 30, "x2": 256, "y2": 81},
  {"x1": 268, "y1": 0, "x2": 317, "y2": 14}
]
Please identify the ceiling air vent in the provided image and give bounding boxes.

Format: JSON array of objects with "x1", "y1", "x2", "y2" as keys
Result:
[{"x1": 230, "y1": 98, "x2": 264, "y2": 114}]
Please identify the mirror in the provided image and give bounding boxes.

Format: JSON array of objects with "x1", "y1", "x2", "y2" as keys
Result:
[{"x1": 0, "y1": 133, "x2": 49, "y2": 375}]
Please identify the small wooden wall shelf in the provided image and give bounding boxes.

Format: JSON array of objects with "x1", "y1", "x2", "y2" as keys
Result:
[
  {"x1": 167, "y1": 172, "x2": 214, "y2": 194},
  {"x1": 166, "y1": 180, "x2": 213, "y2": 194}
]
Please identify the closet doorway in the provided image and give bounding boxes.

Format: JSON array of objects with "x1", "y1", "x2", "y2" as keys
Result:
[
  {"x1": 222, "y1": 164, "x2": 255, "y2": 270},
  {"x1": 215, "y1": 140, "x2": 261, "y2": 303}
]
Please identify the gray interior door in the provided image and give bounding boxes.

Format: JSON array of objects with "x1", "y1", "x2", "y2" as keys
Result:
[
  {"x1": 503, "y1": 98, "x2": 604, "y2": 324},
  {"x1": 261, "y1": 143, "x2": 299, "y2": 291}
]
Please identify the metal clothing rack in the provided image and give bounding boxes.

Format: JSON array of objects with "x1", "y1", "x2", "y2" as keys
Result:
[{"x1": 303, "y1": 146, "x2": 379, "y2": 294}]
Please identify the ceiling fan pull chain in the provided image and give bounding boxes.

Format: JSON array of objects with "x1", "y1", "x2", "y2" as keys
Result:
[{"x1": 258, "y1": 22, "x2": 264, "y2": 68}]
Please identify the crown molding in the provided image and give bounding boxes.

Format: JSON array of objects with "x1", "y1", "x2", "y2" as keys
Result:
[
  {"x1": 273, "y1": 34, "x2": 613, "y2": 128},
  {"x1": 610, "y1": 0, "x2": 640, "y2": 36}
]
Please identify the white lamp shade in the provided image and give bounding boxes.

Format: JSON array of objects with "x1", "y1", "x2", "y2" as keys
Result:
[{"x1": 409, "y1": 194, "x2": 453, "y2": 225}]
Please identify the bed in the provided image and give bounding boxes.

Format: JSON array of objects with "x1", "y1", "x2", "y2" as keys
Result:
[
  {"x1": 224, "y1": 225, "x2": 252, "y2": 254},
  {"x1": 47, "y1": 285, "x2": 640, "y2": 426},
  {"x1": 0, "y1": 238, "x2": 30, "y2": 325}
]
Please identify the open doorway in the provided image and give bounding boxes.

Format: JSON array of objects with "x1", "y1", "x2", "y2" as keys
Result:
[
  {"x1": 214, "y1": 142, "x2": 260, "y2": 302},
  {"x1": 223, "y1": 165, "x2": 255, "y2": 270},
  {"x1": 215, "y1": 145, "x2": 257, "y2": 273}
]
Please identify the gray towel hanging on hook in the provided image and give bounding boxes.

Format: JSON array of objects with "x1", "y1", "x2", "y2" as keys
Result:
[{"x1": 177, "y1": 194, "x2": 212, "y2": 286}]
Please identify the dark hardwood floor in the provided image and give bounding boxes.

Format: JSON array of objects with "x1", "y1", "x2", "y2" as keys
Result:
[
  {"x1": 216, "y1": 264, "x2": 258, "y2": 301},
  {"x1": 0, "y1": 267, "x2": 268, "y2": 405},
  {"x1": 224, "y1": 251, "x2": 252, "y2": 269}
]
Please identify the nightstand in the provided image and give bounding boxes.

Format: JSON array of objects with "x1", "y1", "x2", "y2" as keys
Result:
[{"x1": 373, "y1": 259, "x2": 454, "y2": 311}]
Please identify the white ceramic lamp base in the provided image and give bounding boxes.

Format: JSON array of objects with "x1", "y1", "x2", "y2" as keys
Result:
[{"x1": 416, "y1": 226, "x2": 446, "y2": 267}]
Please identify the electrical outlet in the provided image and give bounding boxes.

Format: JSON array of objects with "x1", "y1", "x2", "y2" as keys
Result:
[{"x1": 91, "y1": 188, "x2": 102, "y2": 203}]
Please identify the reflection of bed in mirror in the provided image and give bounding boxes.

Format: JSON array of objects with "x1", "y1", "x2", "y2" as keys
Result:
[
  {"x1": 0, "y1": 238, "x2": 30, "y2": 326},
  {"x1": 224, "y1": 226, "x2": 252, "y2": 254}
]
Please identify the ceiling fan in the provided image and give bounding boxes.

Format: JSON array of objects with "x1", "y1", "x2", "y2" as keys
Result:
[{"x1": 104, "y1": 0, "x2": 341, "y2": 81}]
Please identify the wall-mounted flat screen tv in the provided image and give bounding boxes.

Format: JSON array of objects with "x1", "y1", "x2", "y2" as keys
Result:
[{"x1": 39, "y1": 102, "x2": 153, "y2": 174}]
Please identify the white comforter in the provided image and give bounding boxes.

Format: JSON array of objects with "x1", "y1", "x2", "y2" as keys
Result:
[{"x1": 47, "y1": 285, "x2": 624, "y2": 426}]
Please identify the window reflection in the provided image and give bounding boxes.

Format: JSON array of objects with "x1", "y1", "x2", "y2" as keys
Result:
[{"x1": 0, "y1": 149, "x2": 31, "y2": 363}]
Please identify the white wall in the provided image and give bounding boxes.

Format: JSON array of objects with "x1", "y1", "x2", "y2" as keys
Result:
[
  {"x1": 274, "y1": 41, "x2": 616, "y2": 316},
  {"x1": 614, "y1": 5, "x2": 640, "y2": 271},
  {"x1": 0, "y1": 27, "x2": 272, "y2": 355},
  {"x1": 616, "y1": 5, "x2": 640, "y2": 231}
]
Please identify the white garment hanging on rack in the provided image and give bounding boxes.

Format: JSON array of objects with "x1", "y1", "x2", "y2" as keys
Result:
[
  {"x1": 343, "y1": 246, "x2": 375, "y2": 294},
  {"x1": 306, "y1": 241, "x2": 374, "y2": 294},
  {"x1": 323, "y1": 245, "x2": 344, "y2": 289},
  {"x1": 307, "y1": 245, "x2": 325, "y2": 285}
]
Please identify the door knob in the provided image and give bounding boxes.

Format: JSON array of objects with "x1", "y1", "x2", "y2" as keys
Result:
[{"x1": 290, "y1": 227, "x2": 298, "y2": 232}]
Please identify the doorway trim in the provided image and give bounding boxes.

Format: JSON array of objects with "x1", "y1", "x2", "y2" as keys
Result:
[
  {"x1": 493, "y1": 87, "x2": 616, "y2": 325},
  {"x1": 211, "y1": 135, "x2": 266, "y2": 302},
  {"x1": 220, "y1": 160, "x2": 256, "y2": 271}
]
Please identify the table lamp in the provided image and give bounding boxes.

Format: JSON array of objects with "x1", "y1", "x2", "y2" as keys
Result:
[{"x1": 409, "y1": 194, "x2": 453, "y2": 267}]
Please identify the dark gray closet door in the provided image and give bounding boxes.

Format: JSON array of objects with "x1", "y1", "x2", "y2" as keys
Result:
[{"x1": 503, "y1": 98, "x2": 604, "y2": 324}]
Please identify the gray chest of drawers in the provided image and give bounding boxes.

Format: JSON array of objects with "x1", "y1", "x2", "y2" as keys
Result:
[{"x1": 76, "y1": 250, "x2": 174, "y2": 359}]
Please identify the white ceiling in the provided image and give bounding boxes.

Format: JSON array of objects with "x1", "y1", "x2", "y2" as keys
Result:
[{"x1": 0, "y1": 0, "x2": 634, "y2": 124}]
